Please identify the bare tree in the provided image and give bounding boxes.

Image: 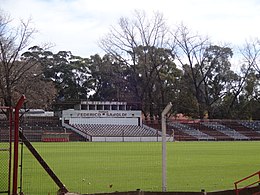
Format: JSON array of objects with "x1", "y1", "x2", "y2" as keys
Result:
[
  {"x1": 230, "y1": 38, "x2": 260, "y2": 115},
  {"x1": 170, "y1": 24, "x2": 210, "y2": 118},
  {"x1": 14, "y1": 61, "x2": 57, "y2": 110},
  {"x1": 100, "y1": 10, "x2": 169, "y2": 62},
  {"x1": 240, "y1": 38, "x2": 260, "y2": 74},
  {"x1": 171, "y1": 24, "x2": 234, "y2": 118},
  {"x1": 99, "y1": 10, "x2": 177, "y2": 118},
  {"x1": 0, "y1": 11, "x2": 37, "y2": 107},
  {"x1": 231, "y1": 39, "x2": 260, "y2": 108}
]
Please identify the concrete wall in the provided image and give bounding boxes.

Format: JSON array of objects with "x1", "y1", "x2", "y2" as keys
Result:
[
  {"x1": 80, "y1": 185, "x2": 260, "y2": 194},
  {"x1": 92, "y1": 137, "x2": 174, "y2": 142},
  {"x1": 92, "y1": 137, "x2": 158, "y2": 142}
]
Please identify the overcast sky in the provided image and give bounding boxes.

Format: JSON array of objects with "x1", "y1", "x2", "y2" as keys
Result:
[{"x1": 1, "y1": 0, "x2": 260, "y2": 58}]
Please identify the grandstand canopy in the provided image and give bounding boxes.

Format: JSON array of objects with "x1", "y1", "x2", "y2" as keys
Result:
[{"x1": 53, "y1": 100, "x2": 141, "y2": 117}]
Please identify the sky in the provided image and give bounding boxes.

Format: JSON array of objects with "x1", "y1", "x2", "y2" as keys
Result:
[{"x1": 1, "y1": 0, "x2": 260, "y2": 58}]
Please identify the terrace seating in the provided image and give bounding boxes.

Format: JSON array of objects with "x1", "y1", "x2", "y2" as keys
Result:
[
  {"x1": 18, "y1": 117, "x2": 85, "y2": 142},
  {"x1": 172, "y1": 128, "x2": 198, "y2": 141},
  {"x1": 186, "y1": 122, "x2": 230, "y2": 141},
  {"x1": 22, "y1": 116, "x2": 61, "y2": 126},
  {"x1": 143, "y1": 120, "x2": 199, "y2": 141},
  {"x1": 0, "y1": 118, "x2": 12, "y2": 142},
  {"x1": 202, "y1": 122, "x2": 249, "y2": 140},
  {"x1": 143, "y1": 121, "x2": 174, "y2": 135},
  {"x1": 20, "y1": 127, "x2": 43, "y2": 142},
  {"x1": 221, "y1": 121, "x2": 260, "y2": 140},
  {"x1": 2, "y1": 115, "x2": 260, "y2": 142},
  {"x1": 70, "y1": 124, "x2": 159, "y2": 137},
  {"x1": 0, "y1": 120, "x2": 8, "y2": 127},
  {"x1": 240, "y1": 121, "x2": 260, "y2": 133},
  {"x1": 168, "y1": 122, "x2": 216, "y2": 141},
  {"x1": 0, "y1": 127, "x2": 10, "y2": 142},
  {"x1": 142, "y1": 124, "x2": 162, "y2": 136}
]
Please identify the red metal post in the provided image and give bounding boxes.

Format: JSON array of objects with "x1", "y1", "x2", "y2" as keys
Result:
[
  {"x1": 235, "y1": 183, "x2": 239, "y2": 195},
  {"x1": 12, "y1": 95, "x2": 26, "y2": 195},
  {"x1": 258, "y1": 171, "x2": 260, "y2": 192},
  {"x1": 234, "y1": 170, "x2": 260, "y2": 195},
  {"x1": 8, "y1": 108, "x2": 13, "y2": 195}
]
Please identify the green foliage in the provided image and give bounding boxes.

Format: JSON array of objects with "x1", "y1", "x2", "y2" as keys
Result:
[
  {"x1": 128, "y1": 46, "x2": 181, "y2": 118},
  {"x1": 23, "y1": 46, "x2": 93, "y2": 100},
  {"x1": 21, "y1": 42, "x2": 260, "y2": 119},
  {"x1": 178, "y1": 44, "x2": 235, "y2": 118},
  {"x1": 88, "y1": 54, "x2": 128, "y2": 101},
  {"x1": 14, "y1": 12, "x2": 260, "y2": 119}
]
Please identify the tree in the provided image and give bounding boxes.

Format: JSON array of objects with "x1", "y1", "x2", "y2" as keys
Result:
[
  {"x1": 171, "y1": 24, "x2": 235, "y2": 118},
  {"x1": 241, "y1": 38, "x2": 260, "y2": 75},
  {"x1": 240, "y1": 71, "x2": 260, "y2": 119},
  {"x1": 216, "y1": 39, "x2": 260, "y2": 119},
  {"x1": 23, "y1": 46, "x2": 92, "y2": 101},
  {"x1": 9, "y1": 59, "x2": 57, "y2": 110},
  {"x1": 171, "y1": 24, "x2": 210, "y2": 118},
  {"x1": 88, "y1": 54, "x2": 128, "y2": 101},
  {"x1": 100, "y1": 10, "x2": 180, "y2": 118},
  {"x1": 129, "y1": 45, "x2": 180, "y2": 119},
  {"x1": 226, "y1": 39, "x2": 260, "y2": 119},
  {"x1": 201, "y1": 45, "x2": 235, "y2": 118},
  {"x1": 0, "y1": 11, "x2": 40, "y2": 108}
]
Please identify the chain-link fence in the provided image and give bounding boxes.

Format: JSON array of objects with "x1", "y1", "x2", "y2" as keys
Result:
[
  {"x1": 19, "y1": 115, "x2": 161, "y2": 195},
  {"x1": 0, "y1": 108, "x2": 12, "y2": 195},
  {"x1": 2, "y1": 100, "x2": 260, "y2": 195}
]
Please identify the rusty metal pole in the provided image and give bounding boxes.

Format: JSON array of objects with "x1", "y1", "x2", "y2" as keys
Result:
[{"x1": 12, "y1": 95, "x2": 26, "y2": 195}]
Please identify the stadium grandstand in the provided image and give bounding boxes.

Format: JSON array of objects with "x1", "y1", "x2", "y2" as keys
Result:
[
  {"x1": 61, "y1": 101, "x2": 166, "y2": 142},
  {"x1": 165, "y1": 119, "x2": 260, "y2": 141},
  {"x1": 1, "y1": 101, "x2": 260, "y2": 142}
]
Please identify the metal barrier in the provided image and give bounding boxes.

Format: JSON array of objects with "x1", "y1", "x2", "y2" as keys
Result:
[{"x1": 234, "y1": 170, "x2": 260, "y2": 195}]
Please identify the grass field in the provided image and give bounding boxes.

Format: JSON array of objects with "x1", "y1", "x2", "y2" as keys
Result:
[{"x1": 20, "y1": 141, "x2": 260, "y2": 194}]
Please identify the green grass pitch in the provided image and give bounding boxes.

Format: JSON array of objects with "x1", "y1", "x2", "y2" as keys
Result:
[{"x1": 20, "y1": 141, "x2": 260, "y2": 194}]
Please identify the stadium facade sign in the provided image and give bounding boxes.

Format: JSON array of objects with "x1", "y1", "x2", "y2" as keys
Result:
[
  {"x1": 76, "y1": 111, "x2": 128, "y2": 118},
  {"x1": 63, "y1": 110, "x2": 141, "y2": 118}
]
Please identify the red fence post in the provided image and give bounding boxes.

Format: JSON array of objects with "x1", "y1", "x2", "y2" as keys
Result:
[
  {"x1": 234, "y1": 170, "x2": 260, "y2": 195},
  {"x1": 8, "y1": 108, "x2": 13, "y2": 194},
  {"x1": 12, "y1": 95, "x2": 26, "y2": 195},
  {"x1": 258, "y1": 171, "x2": 260, "y2": 192}
]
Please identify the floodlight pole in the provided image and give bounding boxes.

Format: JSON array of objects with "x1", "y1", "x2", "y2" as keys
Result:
[{"x1": 161, "y1": 102, "x2": 172, "y2": 192}]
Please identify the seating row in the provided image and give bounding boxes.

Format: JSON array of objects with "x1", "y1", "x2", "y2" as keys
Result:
[{"x1": 71, "y1": 124, "x2": 159, "y2": 137}]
